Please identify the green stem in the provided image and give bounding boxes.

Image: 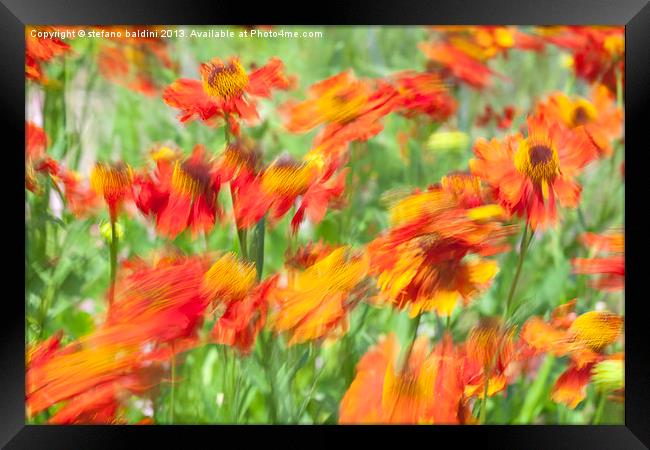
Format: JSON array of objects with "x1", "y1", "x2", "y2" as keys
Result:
[
  {"x1": 504, "y1": 224, "x2": 531, "y2": 319},
  {"x1": 108, "y1": 212, "x2": 118, "y2": 306},
  {"x1": 399, "y1": 313, "x2": 422, "y2": 371},
  {"x1": 170, "y1": 341, "x2": 176, "y2": 423},
  {"x1": 592, "y1": 391, "x2": 607, "y2": 425}
]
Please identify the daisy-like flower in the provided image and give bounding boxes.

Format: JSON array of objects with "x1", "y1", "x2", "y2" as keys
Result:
[
  {"x1": 270, "y1": 246, "x2": 369, "y2": 345},
  {"x1": 281, "y1": 71, "x2": 397, "y2": 151},
  {"x1": 572, "y1": 230, "x2": 624, "y2": 291},
  {"x1": 163, "y1": 56, "x2": 291, "y2": 133},
  {"x1": 470, "y1": 115, "x2": 597, "y2": 230},
  {"x1": 90, "y1": 161, "x2": 134, "y2": 220},
  {"x1": 391, "y1": 71, "x2": 457, "y2": 122},
  {"x1": 135, "y1": 145, "x2": 221, "y2": 239},
  {"x1": 535, "y1": 84, "x2": 623, "y2": 157},
  {"x1": 339, "y1": 333, "x2": 470, "y2": 424},
  {"x1": 520, "y1": 301, "x2": 623, "y2": 409},
  {"x1": 368, "y1": 175, "x2": 510, "y2": 317},
  {"x1": 54, "y1": 169, "x2": 101, "y2": 218},
  {"x1": 25, "y1": 26, "x2": 71, "y2": 83}
]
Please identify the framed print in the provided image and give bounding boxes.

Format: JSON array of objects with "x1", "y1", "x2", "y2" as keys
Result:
[{"x1": 3, "y1": 0, "x2": 649, "y2": 447}]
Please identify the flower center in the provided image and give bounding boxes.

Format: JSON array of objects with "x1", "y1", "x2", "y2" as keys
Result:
[
  {"x1": 171, "y1": 160, "x2": 211, "y2": 198},
  {"x1": 200, "y1": 59, "x2": 249, "y2": 100},
  {"x1": 261, "y1": 158, "x2": 316, "y2": 197},
  {"x1": 514, "y1": 139, "x2": 560, "y2": 184},
  {"x1": 90, "y1": 162, "x2": 133, "y2": 204},
  {"x1": 317, "y1": 86, "x2": 367, "y2": 124},
  {"x1": 201, "y1": 253, "x2": 257, "y2": 303}
]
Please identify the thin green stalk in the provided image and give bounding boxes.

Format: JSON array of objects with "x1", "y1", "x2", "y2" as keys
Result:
[
  {"x1": 170, "y1": 351, "x2": 175, "y2": 423},
  {"x1": 504, "y1": 224, "x2": 531, "y2": 319},
  {"x1": 592, "y1": 391, "x2": 607, "y2": 425},
  {"x1": 108, "y1": 213, "x2": 118, "y2": 306}
]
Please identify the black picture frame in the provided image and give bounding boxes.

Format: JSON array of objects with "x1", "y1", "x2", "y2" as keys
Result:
[{"x1": 4, "y1": 0, "x2": 649, "y2": 448}]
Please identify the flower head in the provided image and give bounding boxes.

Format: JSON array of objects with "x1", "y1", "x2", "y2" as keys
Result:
[
  {"x1": 135, "y1": 145, "x2": 221, "y2": 238},
  {"x1": 163, "y1": 56, "x2": 290, "y2": 133},
  {"x1": 90, "y1": 162, "x2": 134, "y2": 217},
  {"x1": 271, "y1": 246, "x2": 369, "y2": 345},
  {"x1": 470, "y1": 115, "x2": 597, "y2": 229},
  {"x1": 535, "y1": 85, "x2": 622, "y2": 157}
]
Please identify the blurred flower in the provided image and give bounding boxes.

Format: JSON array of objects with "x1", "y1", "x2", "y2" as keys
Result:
[
  {"x1": 212, "y1": 275, "x2": 278, "y2": 354},
  {"x1": 25, "y1": 122, "x2": 58, "y2": 193},
  {"x1": 391, "y1": 71, "x2": 457, "y2": 122},
  {"x1": 520, "y1": 303, "x2": 623, "y2": 408},
  {"x1": 475, "y1": 104, "x2": 516, "y2": 130},
  {"x1": 535, "y1": 84, "x2": 623, "y2": 157},
  {"x1": 541, "y1": 26, "x2": 624, "y2": 95},
  {"x1": 572, "y1": 230, "x2": 624, "y2": 291},
  {"x1": 97, "y1": 27, "x2": 175, "y2": 96},
  {"x1": 135, "y1": 145, "x2": 221, "y2": 238},
  {"x1": 25, "y1": 26, "x2": 71, "y2": 83},
  {"x1": 339, "y1": 333, "x2": 470, "y2": 424},
  {"x1": 419, "y1": 42, "x2": 500, "y2": 89},
  {"x1": 368, "y1": 176, "x2": 509, "y2": 317},
  {"x1": 470, "y1": 115, "x2": 597, "y2": 229},
  {"x1": 90, "y1": 162, "x2": 134, "y2": 219},
  {"x1": 271, "y1": 246, "x2": 369, "y2": 345},
  {"x1": 163, "y1": 56, "x2": 291, "y2": 133},
  {"x1": 462, "y1": 317, "x2": 515, "y2": 399},
  {"x1": 281, "y1": 71, "x2": 397, "y2": 151},
  {"x1": 201, "y1": 252, "x2": 257, "y2": 305}
]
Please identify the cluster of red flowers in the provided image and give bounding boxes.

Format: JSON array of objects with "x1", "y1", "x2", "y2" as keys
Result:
[{"x1": 25, "y1": 26, "x2": 624, "y2": 424}]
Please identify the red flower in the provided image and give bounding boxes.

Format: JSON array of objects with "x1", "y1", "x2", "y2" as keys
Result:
[
  {"x1": 25, "y1": 27, "x2": 71, "y2": 83},
  {"x1": 212, "y1": 275, "x2": 278, "y2": 354},
  {"x1": 135, "y1": 145, "x2": 222, "y2": 239},
  {"x1": 391, "y1": 71, "x2": 457, "y2": 122},
  {"x1": 163, "y1": 56, "x2": 290, "y2": 132}
]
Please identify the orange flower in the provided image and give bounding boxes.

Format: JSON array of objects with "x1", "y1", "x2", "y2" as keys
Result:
[
  {"x1": 25, "y1": 121, "x2": 58, "y2": 192},
  {"x1": 54, "y1": 169, "x2": 101, "y2": 218},
  {"x1": 212, "y1": 275, "x2": 278, "y2": 354},
  {"x1": 135, "y1": 145, "x2": 222, "y2": 238},
  {"x1": 200, "y1": 252, "x2": 257, "y2": 305},
  {"x1": 25, "y1": 26, "x2": 71, "y2": 83},
  {"x1": 419, "y1": 42, "x2": 500, "y2": 89},
  {"x1": 470, "y1": 115, "x2": 597, "y2": 229},
  {"x1": 462, "y1": 318, "x2": 515, "y2": 399},
  {"x1": 339, "y1": 333, "x2": 468, "y2": 424},
  {"x1": 391, "y1": 71, "x2": 457, "y2": 122},
  {"x1": 368, "y1": 177, "x2": 509, "y2": 317},
  {"x1": 90, "y1": 161, "x2": 134, "y2": 219},
  {"x1": 97, "y1": 31, "x2": 175, "y2": 96},
  {"x1": 542, "y1": 26, "x2": 624, "y2": 95},
  {"x1": 520, "y1": 305, "x2": 623, "y2": 408},
  {"x1": 535, "y1": 85, "x2": 623, "y2": 157},
  {"x1": 271, "y1": 246, "x2": 369, "y2": 345},
  {"x1": 163, "y1": 56, "x2": 290, "y2": 132},
  {"x1": 281, "y1": 71, "x2": 397, "y2": 150},
  {"x1": 572, "y1": 231, "x2": 624, "y2": 291},
  {"x1": 229, "y1": 150, "x2": 346, "y2": 233}
]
